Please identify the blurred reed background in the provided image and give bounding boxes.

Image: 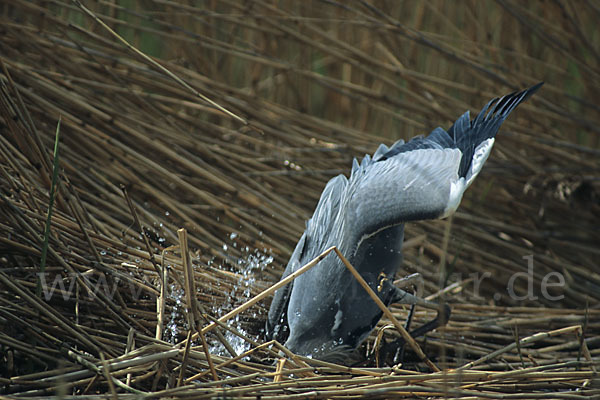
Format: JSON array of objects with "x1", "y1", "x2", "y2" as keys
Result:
[{"x1": 1, "y1": 0, "x2": 599, "y2": 397}]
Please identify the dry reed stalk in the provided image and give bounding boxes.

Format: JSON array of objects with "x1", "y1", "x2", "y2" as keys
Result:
[
  {"x1": 332, "y1": 247, "x2": 439, "y2": 372},
  {"x1": 72, "y1": 0, "x2": 247, "y2": 126}
]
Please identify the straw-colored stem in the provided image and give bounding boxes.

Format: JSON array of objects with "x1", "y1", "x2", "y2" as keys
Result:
[{"x1": 332, "y1": 247, "x2": 440, "y2": 372}]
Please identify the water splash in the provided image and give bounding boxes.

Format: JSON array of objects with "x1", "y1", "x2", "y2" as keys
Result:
[
  {"x1": 207, "y1": 232, "x2": 274, "y2": 356},
  {"x1": 209, "y1": 315, "x2": 251, "y2": 359},
  {"x1": 162, "y1": 231, "x2": 274, "y2": 354},
  {"x1": 165, "y1": 284, "x2": 186, "y2": 344}
]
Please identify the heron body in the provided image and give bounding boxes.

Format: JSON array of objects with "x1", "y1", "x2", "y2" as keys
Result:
[{"x1": 266, "y1": 84, "x2": 543, "y2": 361}]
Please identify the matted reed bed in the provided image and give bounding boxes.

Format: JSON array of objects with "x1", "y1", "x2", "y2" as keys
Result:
[{"x1": 1, "y1": 0, "x2": 599, "y2": 398}]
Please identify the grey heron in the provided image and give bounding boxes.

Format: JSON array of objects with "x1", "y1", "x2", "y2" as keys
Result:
[{"x1": 266, "y1": 83, "x2": 543, "y2": 362}]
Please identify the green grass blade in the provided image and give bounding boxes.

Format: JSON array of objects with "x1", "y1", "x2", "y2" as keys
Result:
[{"x1": 37, "y1": 117, "x2": 61, "y2": 298}]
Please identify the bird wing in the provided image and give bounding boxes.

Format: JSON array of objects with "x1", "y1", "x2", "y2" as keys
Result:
[
  {"x1": 344, "y1": 83, "x2": 543, "y2": 248},
  {"x1": 344, "y1": 146, "x2": 464, "y2": 250},
  {"x1": 265, "y1": 174, "x2": 348, "y2": 340},
  {"x1": 265, "y1": 231, "x2": 306, "y2": 341}
]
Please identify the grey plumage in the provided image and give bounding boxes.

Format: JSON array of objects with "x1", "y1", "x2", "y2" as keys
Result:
[{"x1": 266, "y1": 83, "x2": 543, "y2": 361}]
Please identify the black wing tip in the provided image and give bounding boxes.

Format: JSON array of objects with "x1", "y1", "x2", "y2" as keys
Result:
[
  {"x1": 521, "y1": 81, "x2": 544, "y2": 100},
  {"x1": 453, "y1": 82, "x2": 542, "y2": 177},
  {"x1": 481, "y1": 81, "x2": 543, "y2": 122},
  {"x1": 510, "y1": 81, "x2": 544, "y2": 108},
  {"x1": 377, "y1": 82, "x2": 543, "y2": 162}
]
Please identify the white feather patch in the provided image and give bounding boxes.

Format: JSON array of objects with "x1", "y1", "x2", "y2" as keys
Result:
[
  {"x1": 442, "y1": 138, "x2": 495, "y2": 218},
  {"x1": 331, "y1": 303, "x2": 343, "y2": 334},
  {"x1": 442, "y1": 177, "x2": 466, "y2": 218},
  {"x1": 466, "y1": 138, "x2": 495, "y2": 188}
]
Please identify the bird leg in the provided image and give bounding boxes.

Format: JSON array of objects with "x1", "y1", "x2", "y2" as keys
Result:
[
  {"x1": 393, "y1": 272, "x2": 424, "y2": 297},
  {"x1": 389, "y1": 285, "x2": 451, "y2": 337},
  {"x1": 391, "y1": 272, "x2": 423, "y2": 333},
  {"x1": 382, "y1": 280, "x2": 451, "y2": 364}
]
